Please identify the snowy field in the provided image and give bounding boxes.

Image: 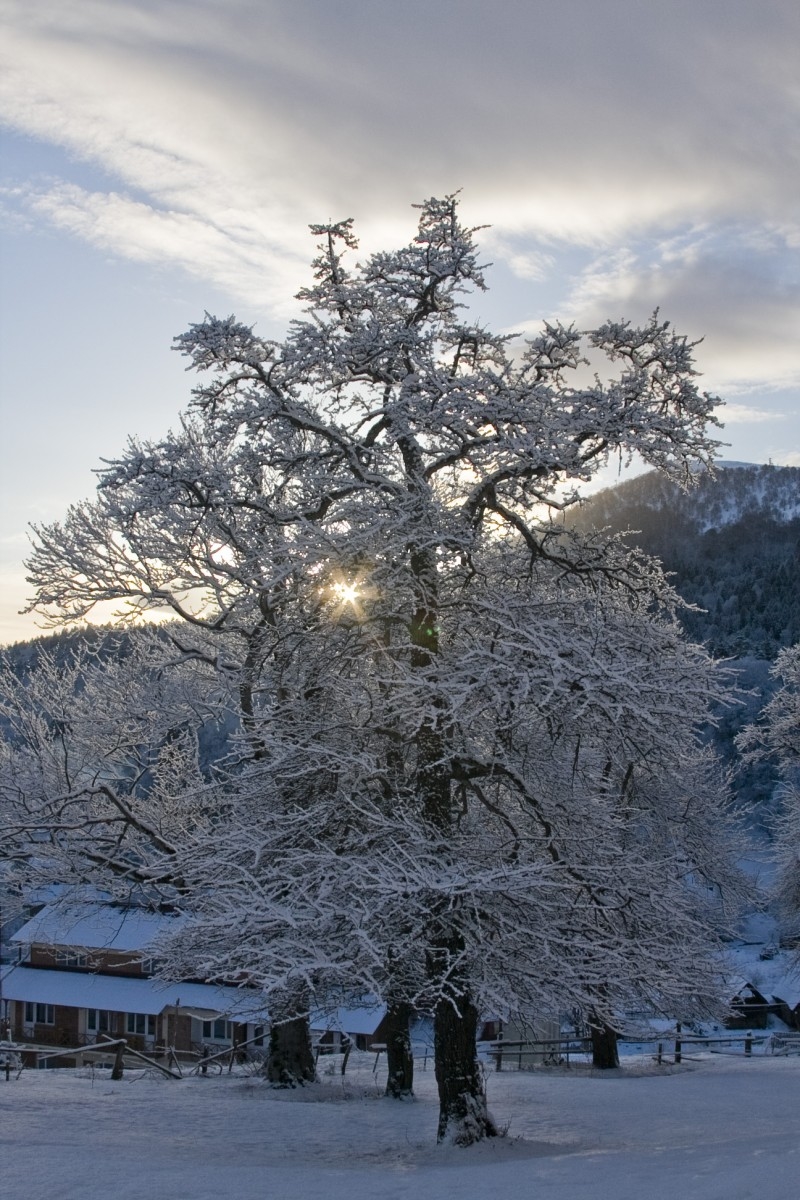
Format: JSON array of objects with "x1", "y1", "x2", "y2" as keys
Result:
[{"x1": 2, "y1": 1051, "x2": 800, "y2": 1200}]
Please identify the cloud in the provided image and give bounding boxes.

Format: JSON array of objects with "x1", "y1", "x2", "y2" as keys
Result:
[
  {"x1": 1, "y1": 0, "x2": 799, "y2": 393},
  {"x1": 553, "y1": 227, "x2": 800, "y2": 395},
  {"x1": 3, "y1": 1, "x2": 800, "y2": 238},
  {"x1": 479, "y1": 232, "x2": 556, "y2": 283},
  {"x1": 19, "y1": 182, "x2": 309, "y2": 313},
  {"x1": 722, "y1": 404, "x2": 783, "y2": 424}
]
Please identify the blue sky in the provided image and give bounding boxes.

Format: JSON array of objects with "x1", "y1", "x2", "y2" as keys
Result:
[{"x1": 1, "y1": 0, "x2": 798, "y2": 643}]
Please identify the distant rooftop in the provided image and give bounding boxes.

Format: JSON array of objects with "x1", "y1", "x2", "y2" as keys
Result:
[
  {"x1": 11, "y1": 903, "x2": 183, "y2": 954},
  {"x1": 2, "y1": 964, "x2": 268, "y2": 1021}
]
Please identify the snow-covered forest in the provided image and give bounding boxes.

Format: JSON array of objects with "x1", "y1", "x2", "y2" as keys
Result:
[
  {"x1": 1, "y1": 198, "x2": 799, "y2": 1153},
  {"x1": 570, "y1": 462, "x2": 800, "y2": 659}
]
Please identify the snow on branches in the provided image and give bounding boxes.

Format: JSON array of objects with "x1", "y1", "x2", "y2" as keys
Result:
[
  {"x1": 738, "y1": 645, "x2": 800, "y2": 947},
  {"x1": 12, "y1": 195, "x2": 741, "y2": 1143}
]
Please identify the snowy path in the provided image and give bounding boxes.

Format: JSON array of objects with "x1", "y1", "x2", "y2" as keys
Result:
[{"x1": 2, "y1": 1053, "x2": 799, "y2": 1199}]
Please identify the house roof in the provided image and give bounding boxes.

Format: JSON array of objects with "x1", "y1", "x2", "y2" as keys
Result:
[
  {"x1": 310, "y1": 1004, "x2": 387, "y2": 1036},
  {"x1": 2, "y1": 965, "x2": 269, "y2": 1022},
  {"x1": 11, "y1": 903, "x2": 183, "y2": 954},
  {"x1": 309, "y1": 1005, "x2": 433, "y2": 1049}
]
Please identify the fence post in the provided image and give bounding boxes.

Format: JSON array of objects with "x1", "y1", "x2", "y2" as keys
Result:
[
  {"x1": 657, "y1": 1042, "x2": 663, "y2": 1065},
  {"x1": 111, "y1": 1040, "x2": 126, "y2": 1081},
  {"x1": 745, "y1": 1032, "x2": 752, "y2": 1057},
  {"x1": 674, "y1": 1023, "x2": 682, "y2": 1065}
]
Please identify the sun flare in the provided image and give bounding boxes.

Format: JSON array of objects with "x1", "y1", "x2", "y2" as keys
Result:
[{"x1": 332, "y1": 581, "x2": 360, "y2": 605}]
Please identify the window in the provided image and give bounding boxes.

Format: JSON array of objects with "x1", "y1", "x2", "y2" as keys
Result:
[
  {"x1": 253, "y1": 1026, "x2": 265, "y2": 1046},
  {"x1": 126, "y1": 1013, "x2": 156, "y2": 1037},
  {"x1": 87, "y1": 1009, "x2": 113, "y2": 1033},
  {"x1": 55, "y1": 950, "x2": 88, "y2": 968},
  {"x1": 25, "y1": 1002, "x2": 55, "y2": 1024},
  {"x1": 201, "y1": 1018, "x2": 233, "y2": 1041}
]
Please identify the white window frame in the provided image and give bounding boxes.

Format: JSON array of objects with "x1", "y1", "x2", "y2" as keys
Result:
[
  {"x1": 55, "y1": 950, "x2": 88, "y2": 968},
  {"x1": 201, "y1": 1018, "x2": 233, "y2": 1042},
  {"x1": 126, "y1": 1012, "x2": 156, "y2": 1038},
  {"x1": 25, "y1": 1001, "x2": 55, "y2": 1024},
  {"x1": 86, "y1": 1009, "x2": 114, "y2": 1034}
]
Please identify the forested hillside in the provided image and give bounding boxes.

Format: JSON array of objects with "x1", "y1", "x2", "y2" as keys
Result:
[
  {"x1": 0, "y1": 625, "x2": 237, "y2": 775},
  {"x1": 4, "y1": 464, "x2": 796, "y2": 822},
  {"x1": 570, "y1": 464, "x2": 800, "y2": 660}
]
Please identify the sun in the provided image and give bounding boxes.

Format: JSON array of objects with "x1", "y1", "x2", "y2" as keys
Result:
[
  {"x1": 323, "y1": 570, "x2": 375, "y2": 620},
  {"x1": 332, "y1": 581, "x2": 360, "y2": 606}
]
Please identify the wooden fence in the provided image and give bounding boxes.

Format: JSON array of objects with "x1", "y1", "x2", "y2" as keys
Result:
[{"x1": 486, "y1": 1027, "x2": 776, "y2": 1069}]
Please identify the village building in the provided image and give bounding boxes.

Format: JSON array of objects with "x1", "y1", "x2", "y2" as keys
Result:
[
  {"x1": 726, "y1": 978, "x2": 800, "y2": 1032},
  {"x1": 1, "y1": 902, "x2": 268, "y2": 1056},
  {"x1": 0, "y1": 897, "x2": 581, "y2": 1071},
  {"x1": 0, "y1": 901, "x2": 433, "y2": 1063}
]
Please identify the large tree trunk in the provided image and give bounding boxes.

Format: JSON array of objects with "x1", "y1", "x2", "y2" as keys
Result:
[
  {"x1": 434, "y1": 992, "x2": 497, "y2": 1144},
  {"x1": 589, "y1": 1015, "x2": 620, "y2": 1070},
  {"x1": 409, "y1": 541, "x2": 495, "y2": 1143},
  {"x1": 266, "y1": 1012, "x2": 315, "y2": 1086},
  {"x1": 384, "y1": 1000, "x2": 414, "y2": 1098}
]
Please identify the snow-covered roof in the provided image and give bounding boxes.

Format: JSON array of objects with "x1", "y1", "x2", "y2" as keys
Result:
[
  {"x1": 309, "y1": 1006, "x2": 433, "y2": 1049},
  {"x1": 726, "y1": 943, "x2": 800, "y2": 1009},
  {"x1": 2, "y1": 965, "x2": 269, "y2": 1022},
  {"x1": 310, "y1": 1004, "x2": 387, "y2": 1036},
  {"x1": 11, "y1": 903, "x2": 183, "y2": 954}
]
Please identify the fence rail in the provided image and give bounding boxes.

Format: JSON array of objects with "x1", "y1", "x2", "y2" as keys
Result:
[
  {"x1": 767, "y1": 1033, "x2": 800, "y2": 1056},
  {"x1": 485, "y1": 1028, "x2": 774, "y2": 1069},
  {"x1": 6, "y1": 1025, "x2": 797, "y2": 1082}
]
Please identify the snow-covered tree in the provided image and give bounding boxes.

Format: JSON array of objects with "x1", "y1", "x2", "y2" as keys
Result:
[
  {"x1": 0, "y1": 631, "x2": 224, "y2": 908},
  {"x1": 154, "y1": 553, "x2": 743, "y2": 1093},
  {"x1": 18, "y1": 195, "x2": 743, "y2": 1142},
  {"x1": 738, "y1": 644, "x2": 800, "y2": 945}
]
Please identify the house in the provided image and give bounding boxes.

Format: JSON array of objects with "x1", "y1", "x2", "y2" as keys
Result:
[
  {"x1": 311, "y1": 1005, "x2": 390, "y2": 1053},
  {"x1": 1, "y1": 900, "x2": 533, "y2": 1067},
  {"x1": 1, "y1": 902, "x2": 268, "y2": 1055},
  {"x1": 489, "y1": 1015, "x2": 563, "y2": 1067},
  {"x1": 311, "y1": 1005, "x2": 433, "y2": 1054},
  {"x1": 725, "y1": 979, "x2": 800, "y2": 1031}
]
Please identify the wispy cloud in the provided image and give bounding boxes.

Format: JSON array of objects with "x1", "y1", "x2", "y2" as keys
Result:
[
  {"x1": 19, "y1": 182, "x2": 309, "y2": 313},
  {"x1": 722, "y1": 404, "x2": 784, "y2": 424},
  {"x1": 3, "y1": 1, "x2": 800, "y2": 267},
  {"x1": 552, "y1": 227, "x2": 800, "y2": 395},
  {"x1": 0, "y1": 3, "x2": 798, "y2": 405},
  {"x1": 479, "y1": 231, "x2": 556, "y2": 283}
]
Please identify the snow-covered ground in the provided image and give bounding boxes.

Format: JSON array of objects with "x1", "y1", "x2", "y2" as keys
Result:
[{"x1": 3, "y1": 1049, "x2": 800, "y2": 1200}]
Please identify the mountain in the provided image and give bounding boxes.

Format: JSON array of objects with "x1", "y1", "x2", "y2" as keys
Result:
[
  {"x1": 569, "y1": 463, "x2": 800, "y2": 660},
  {"x1": 5, "y1": 465, "x2": 797, "y2": 816},
  {"x1": 0, "y1": 624, "x2": 236, "y2": 776},
  {"x1": 568, "y1": 462, "x2": 800, "y2": 817}
]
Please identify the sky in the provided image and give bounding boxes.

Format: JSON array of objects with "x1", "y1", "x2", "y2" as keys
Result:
[{"x1": 1, "y1": 0, "x2": 798, "y2": 645}]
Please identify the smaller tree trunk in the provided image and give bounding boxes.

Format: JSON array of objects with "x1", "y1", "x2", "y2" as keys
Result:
[
  {"x1": 266, "y1": 1015, "x2": 316, "y2": 1086},
  {"x1": 384, "y1": 1000, "x2": 414, "y2": 1098},
  {"x1": 589, "y1": 1017, "x2": 620, "y2": 1070},
  {"x1": 111, "y1": 1040, "x2": 125, "y2": 1081},
  {"x1": 434, "y1": 993, "x2": 498, "y2": 1144}
]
